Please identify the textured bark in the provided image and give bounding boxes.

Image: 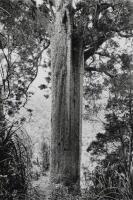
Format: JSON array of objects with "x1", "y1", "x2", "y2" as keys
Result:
[
  {"x1": 0, "y1": 85, "x2": 4, "y2": 138},
  {"x1": 127, "y1": 0, "x2": 133, "y2": 26},
  {"x1": 51, "y1": 0, "x2": 84, "y2": 191}
]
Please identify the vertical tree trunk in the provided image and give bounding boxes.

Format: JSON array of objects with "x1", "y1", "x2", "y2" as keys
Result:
[
  {"x1": 0, "y1": 85, "x2": 4, "y2": 138},
  {"x1": 51, "y1": 0, "x2": 84, "y2": 192},
  {"x1": 0, "y1": 84, "x2": 5, "y2": 178},
  {"x1": 127, "y1": 0, "x2": 133, "y2": 26}
]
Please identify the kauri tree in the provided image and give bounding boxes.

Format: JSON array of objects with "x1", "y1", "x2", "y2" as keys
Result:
[
  {"x1": 1, "y1": 0, "x2": 133, "y2": 195},
  {"x1": 50, "y1": 0, "x2": 133, "y2": 192}
]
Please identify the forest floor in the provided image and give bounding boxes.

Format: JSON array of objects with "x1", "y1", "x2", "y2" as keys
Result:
[{"x1": 32, "y1": 174, "x2": 50, "y2": 199}]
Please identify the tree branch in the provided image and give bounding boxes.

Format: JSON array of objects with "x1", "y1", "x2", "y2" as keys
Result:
[
  {"x1": 84, "y1": 34, "x2": 110, "y2": 61},
  {"x1": 84, "y1": 66, "x2": 115, "y2": 78}
]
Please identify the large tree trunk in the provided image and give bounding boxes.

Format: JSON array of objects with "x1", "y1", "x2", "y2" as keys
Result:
[{"x1": 50, "y1": 0, "x2": 84, "y2": 192}]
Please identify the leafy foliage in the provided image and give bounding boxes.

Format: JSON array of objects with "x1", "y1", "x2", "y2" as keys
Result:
[
  {"x1": 0, "y1": 0, "x2": 50, "y2": 116},
  {"x1": 86, "y1": 51, "x2": 133, "y2": 198},
  {"x1": 0, "y1": 0, "x2": 133, "y2": 198},
  {"x1": 0, "y1": 122, "x2": 32, "y2": 199}
]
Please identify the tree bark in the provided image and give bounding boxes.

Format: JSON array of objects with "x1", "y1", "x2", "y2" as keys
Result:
[
  {"x1": 51, "y1": 0, "x2": 84, "y2": 192},
  {"x1": 0, "y1": 85, "x2": 4, "y2": 138},
  {"x1": 127, "y1": 0, "x2": 133, "y2": 26}
]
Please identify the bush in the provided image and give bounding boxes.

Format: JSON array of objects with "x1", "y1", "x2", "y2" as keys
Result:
[
  {"x1": 0, "y1": 122, "x2": 32, "y2": 200},
  {"x1": 83, "y1": 166, "x2": 132, "y2": 200}
]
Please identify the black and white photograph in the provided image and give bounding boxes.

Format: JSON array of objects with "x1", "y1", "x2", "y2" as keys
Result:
[{"x1": 0, "y1": 0, "x2": 133, "y2": 199}]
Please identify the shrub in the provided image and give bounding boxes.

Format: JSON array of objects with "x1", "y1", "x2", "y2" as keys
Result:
[
  {"x1": 83, "y1": 166, "x2": 132, "y2": 200},
  {"x1": 0, "y1": 122, "x2": 32, "y2": 200}
]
